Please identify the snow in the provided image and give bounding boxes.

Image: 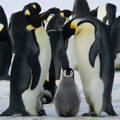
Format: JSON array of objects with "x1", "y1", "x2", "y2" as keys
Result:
[{"x1": 0, "y1": 71, "x2": 120, "y2": 120}]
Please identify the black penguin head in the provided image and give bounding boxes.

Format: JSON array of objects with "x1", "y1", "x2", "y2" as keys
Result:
[
  {"x1": 60, "y1": 9, "x2": 73, "y2": 18},
  {"x1": 23, "y1": 2, "x2": 41, "y2": 18},
  {"x1": 97, "y1": 3, "x2": 116, "y2": 25},
  {"x1": 46, "y1": 7, "x2": 61, "y2": 16},
  {"x1": 23, "y1": 3, "x2": 42, "y2": 28},
  {"x1": 62, "y1": 18, "x2": 80, "y2": 39},
  {"x1": 63, "y1": 68, "x2": 74, "y2": 78},
  {"x1": 105, "y1": 3, "x2": 116, "y2": 25},
  {"x1": 31, "y1": 2, "x2": 41, "y2": 13},
  {"x1": 40, "y1": 7, "x2": 61, "y2": 27}
]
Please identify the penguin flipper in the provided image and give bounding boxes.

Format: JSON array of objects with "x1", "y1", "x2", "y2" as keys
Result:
[
  {"x1": 89, "y1": 38, "x2": 101, "y2": 67},
  {"x1": 26, "y1": 30, "x2": 41, "y2": 90},
  {"x1": 28, "y1": 57, "x2": 41, "y2": 90}
]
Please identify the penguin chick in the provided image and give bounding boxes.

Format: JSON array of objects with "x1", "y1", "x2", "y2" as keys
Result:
[{"x1": 54, "y1": 68, "x2": 80, "y2": 117}]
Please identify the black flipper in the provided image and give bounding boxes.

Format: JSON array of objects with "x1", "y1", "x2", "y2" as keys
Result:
[
  {"x1": 26, "y1": 30, "x2": 41, "y2": 90},
  {"x1": 28, "y1": 56, "x2": 41, "y2": 90},
  {"x1": 89, "y1": 37, "x2": 101, "y2": 67}
]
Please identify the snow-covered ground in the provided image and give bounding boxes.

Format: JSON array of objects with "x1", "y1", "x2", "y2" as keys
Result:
[{"x1": 0, "y1": 71, "x2": 120, "y2": 120}]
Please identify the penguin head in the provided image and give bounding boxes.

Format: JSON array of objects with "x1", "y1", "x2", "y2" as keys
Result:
[
  {"x1": 63, "y1": 68, "x2": 74, "y2": 78},
  {"x1": 23, "y1": 3, "x2": 42, "y2": 28},
  {"x1": 97, "y1": 3, "x2": 116, "y2": 25},
  {"x1": 41, "y1": 7, "x2": 61, "y2": 28},
  {"x1": 46, "y1": 7, "x2": 61, "y2": 16},
  {"x1": 60, "y1": 9, "x2": 73, "y2": 18},
  {"x1": 31, "y1": 2, "x2": 41, "y2": 14},
  {"x1": 42, "y1": 7, "x2": 61, "y2": 21},
  {"x1": 62, "y1": 18, "x2": 80, "y2": 39},
  {"x1": 23, "y1": 2, "x2": 41, "y2": 18}
]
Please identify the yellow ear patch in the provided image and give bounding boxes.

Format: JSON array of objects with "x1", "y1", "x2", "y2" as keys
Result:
[
  {"x1": 60, "y1": 12, "x2": 65, "y2": 17},
  {"x1": 32, "y1": 4, "x2": 37, "y2": 9},
  {"x1": 25, "y1": 9, "x2": 31, "y2": 16},
  {"x1": 26, "y1": 25, "x2": 36, "y2": 30},
  {"x1": 70, "y1": 19, "x2": 80, "y2": 29},
  {"x1": 0, "y1": 23, "x2": 4, "y2": 32}
]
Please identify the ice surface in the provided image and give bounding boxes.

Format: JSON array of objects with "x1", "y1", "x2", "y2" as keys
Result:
[{"x1": 0, "y1": 71, "x2": 120, "y2": 120}]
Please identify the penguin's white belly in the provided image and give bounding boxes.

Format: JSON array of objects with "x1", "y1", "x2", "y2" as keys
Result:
[
  {"x1": 67, "y1": 36, "x2": 77, "y2": 69},
  {"x1": 114, "y1": 53, "x2": 120, "y2": 69},
  {"x1": 22, "y1": 27, "x2": 51, "y2": 115},
  {"x1": 35, "y1": 27, "x2": 51, "y2": 88},
  {"x1": 75, "y1": 24, "x2": 104, "y2": 110}
]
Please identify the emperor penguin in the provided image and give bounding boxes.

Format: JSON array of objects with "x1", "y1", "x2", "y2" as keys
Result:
[
  {"x1": 0, "y1": 5, "x2": 12, "y2": 80},
  {"x1": 94, "y1": 3, "x2": 120, "y2": 71},
  {"x1": 1, "y1": 3, "x2": 51, "y2": 116},
  {"x1": 22, "y1": 8, "x2": 52, "y2": 115},
  {"x1": 110, "y1": 16, "x2": 120, "y2": 70},
  {"x1": 54, "y1": 68, "x2": 80, "y2": 117},
  {"x1": 62, "y1": 16, "x2": 116, "y2": 116},
  {"x1": 43, "y1": 8, "x2": 70, "y2": 99}
]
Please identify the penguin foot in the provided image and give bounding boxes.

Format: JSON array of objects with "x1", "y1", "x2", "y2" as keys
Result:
[
  {"x1": 38, "y1": 110, "x2": 46, "y2": 116},
  {"x1": 82, "y1": 112, "x2": 97, "y2": 117},
  {"x1": 105, "y1": 108, "x2": 117, "y2": 116},
  {"x1": 82, "y1": 113, "x2": 90, "y2": 116},
  {"x1": 0, "y1": 108, "x2": 29, "y2": 116},
  {"x1": 104, "y1": 104, "x2": 117, "y2": 116}
]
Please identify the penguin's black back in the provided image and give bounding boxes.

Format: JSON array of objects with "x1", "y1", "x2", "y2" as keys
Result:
[
  {"x1": 0, "y1": 17, "x2": 12, "y2": 79},
  {"x1": 9, "y1": 11, "x2": 28, "y2": 52}
]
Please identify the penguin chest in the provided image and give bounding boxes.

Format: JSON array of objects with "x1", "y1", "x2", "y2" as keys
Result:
[
  {"x1": 35, "y1": 27, "x2": 51, "y2": 86},
  {"x1": 75, "y1": 24, "x2": 101, "y2": 83},
  {"x1": 75, "y1": 23, "x2": 104, "y2": 108},
  {"x1": 35, "y1": 27, "x2": 51, "y2": 66}
]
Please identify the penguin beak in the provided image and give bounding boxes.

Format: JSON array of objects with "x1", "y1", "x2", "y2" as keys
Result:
[
  {"x1": 0, "y1": 23, "x2": 4, "y2": 32},
  {"x1": 70, "y1": 19, "x2": 80, "y2": 29},
  {"x1": 60, "y1": 12, "x2": 65, "y2": 17},
  {"x1": 26, "y1": 24, "x2": 36, "y2": 30},
  {"x1": 32, "y1": 4, "x2": 37, "y2": 9},
  {"x1": 25, "y1": 9, "x2": 31, "y2": 16}
]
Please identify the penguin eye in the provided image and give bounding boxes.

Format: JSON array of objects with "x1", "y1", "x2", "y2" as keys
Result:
[
  {"x1": 63, "y1": 70, "x2": 73, "y2": 77},
  {"x1": 32, "y1": 4, "x2": 37, "y2": 9},
  {"x1": 0, "y1": 23, "x2": 4, "y2": 32}
]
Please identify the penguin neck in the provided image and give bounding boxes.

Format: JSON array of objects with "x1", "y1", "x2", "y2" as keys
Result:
[
  {"x1": 27, "y1": 15, "x2": 42, "y2": 28},
  {"x1": 73, "y1": 0, "x2": 90, "y2": 18}
]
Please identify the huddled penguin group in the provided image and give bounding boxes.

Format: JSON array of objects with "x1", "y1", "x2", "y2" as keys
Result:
[{"x1": 0, "y1": 0, "x2": 120, "y2": 117}]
